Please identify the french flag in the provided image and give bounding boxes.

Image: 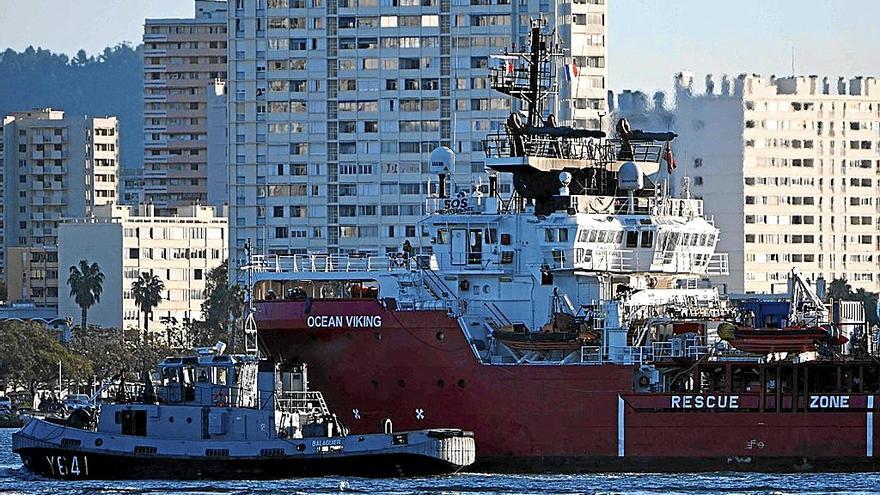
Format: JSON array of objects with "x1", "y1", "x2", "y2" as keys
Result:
[{"x1": 564, "y1": 60, "x2": 579, "y2": 81}]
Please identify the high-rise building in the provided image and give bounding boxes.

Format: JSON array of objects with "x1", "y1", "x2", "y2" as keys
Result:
[
  {"x1": 120, "y1": 167, "x2": 145, "y2": 206},
  {"x1": 206, "y1": 78, "x2": 229, "y2": 206},
  {"x1": 674, "y1": 73, "x2": 880, "y2": 294},
  {"x1": 225, "y1": 0, "x2": 607, "y2": 275},
  {"x1": 0, "y1": 108, "x2": 119, "y2": 305},
  {"x1": 58, "y1": 203, "x2": 228, "y2": 334},
  {"x1": 143, "y1": 0, "x2": 228, "y2": 212}
]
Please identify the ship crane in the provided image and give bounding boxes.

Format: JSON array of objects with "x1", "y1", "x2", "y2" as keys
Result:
[{"x1": 787, "y1": 268, "x2": 827, "y2": 327}]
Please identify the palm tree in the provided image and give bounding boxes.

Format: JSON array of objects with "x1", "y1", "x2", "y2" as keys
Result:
[
  {"x1": 132, "y1": 272, "x2": 165, "y2": 342},
  {"x1": 67, "y1": 260, "x2": 105, "y2": 330}
]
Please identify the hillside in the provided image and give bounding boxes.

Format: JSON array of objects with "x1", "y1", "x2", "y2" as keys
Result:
[{"x1": 0, "y1": 44, "x2": 143, "y2": 169}]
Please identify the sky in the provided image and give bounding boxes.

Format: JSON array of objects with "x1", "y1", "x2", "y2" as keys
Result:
[{"x1": 1, "y1": 0, "x2": 879, "y2": 95}]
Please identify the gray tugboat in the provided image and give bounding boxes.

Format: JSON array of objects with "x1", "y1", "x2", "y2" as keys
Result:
[{"x1": 12, "y1": 346, "x2": 475, "y2": 479}]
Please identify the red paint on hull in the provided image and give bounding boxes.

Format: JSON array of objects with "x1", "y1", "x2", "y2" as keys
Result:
[{"x1": 256, "y1": 300, "x2": 880, "y2": 471}]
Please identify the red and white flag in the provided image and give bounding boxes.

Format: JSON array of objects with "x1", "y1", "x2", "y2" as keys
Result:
[{"x1": 663, "y1": 141, "x2": 677, "y2": 174}]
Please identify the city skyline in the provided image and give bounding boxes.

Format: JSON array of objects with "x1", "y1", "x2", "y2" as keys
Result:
[{"x1": 1, "y1": 0, "x2": 879, "y2": 94}]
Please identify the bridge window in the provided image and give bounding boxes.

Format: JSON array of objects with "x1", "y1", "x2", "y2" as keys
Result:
[
  {"x1": 625, "y1": 231, "x2": 638, "y2": 248},
  {"x1": 558, "y1": 228, "x2": 569, "y2": 242},
  {"x1": 640, "y1": 231, "x2": 654, "y2": 248}
]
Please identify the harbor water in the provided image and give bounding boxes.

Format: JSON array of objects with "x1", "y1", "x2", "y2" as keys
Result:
[{"x1": 3, "y1": 428, "x2": 880, "y2": 495}]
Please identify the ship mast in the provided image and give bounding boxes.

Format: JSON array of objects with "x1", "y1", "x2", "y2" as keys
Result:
[{"x1": 490, "y1": 18, "x2": 562, "y2": 127}]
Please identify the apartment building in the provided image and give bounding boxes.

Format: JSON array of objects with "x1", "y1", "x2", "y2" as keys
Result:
[
  {"x1": 143, "y1": 0, "x2": 228, "y2": 212},
  {"x1": 120, "y1": 167, "x2": 145, "y2": 206},
  {"x1": 206, "y1": 78, "x2": 229, "y2": 206},
  {"x1": 674, "y1": 73, "x2": 880, "y2": 293},
  {"x1": 226, "y1": 0, "x2": 607, "y2": 275},
  {"x1": 1, "y1": 108, "x2": 119, "y2": 305},
  {"x1": 58, "y1": 203, "x2": 228, "y2": 334}
]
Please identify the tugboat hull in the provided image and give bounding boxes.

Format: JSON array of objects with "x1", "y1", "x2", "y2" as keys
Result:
[{"x1": 13, "y1": 419, "x2": 475, "y2": 479}]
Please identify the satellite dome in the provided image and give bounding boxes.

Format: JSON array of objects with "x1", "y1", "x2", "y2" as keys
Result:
[
  {"x1": 430, "y1": 146, "x2": 455, "y2": 174},
  {"x1": 618, "y1": 161, "x2": 644, "y2": 191},
  {"x1": 558, "y1": 171, "x2": 572, "y2": 186}
]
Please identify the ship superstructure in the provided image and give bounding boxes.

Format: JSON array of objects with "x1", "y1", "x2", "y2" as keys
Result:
[{"x1": 245, "y1": 20, "x2": 880, "y2": 472}]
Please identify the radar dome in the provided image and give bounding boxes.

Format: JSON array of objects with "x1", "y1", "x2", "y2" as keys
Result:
[
  {"x1": 618, "y1": 161, "x2": 644, "y2": 191},
  {"x1": 430, "y1": 146, "x2": 455, "y2": 174},
  {"x1": 558, "y1": 171, "x2": 572, "y2": 186}
]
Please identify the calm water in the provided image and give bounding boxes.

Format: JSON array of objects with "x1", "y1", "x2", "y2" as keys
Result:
[{"x1": 3, "y1": 428, "x2": 880, "y2": 495}]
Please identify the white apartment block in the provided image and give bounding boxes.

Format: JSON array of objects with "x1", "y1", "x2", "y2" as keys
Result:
[
  {"x1": 1, "y1": 108, "x2": 119, "y2": 305},
  {"x1": 226, "y1": 0, "x2": 607, "y2": 274},
  {"x1": 675, "y1": 73, "x2": 880, "y2": 294},
  {"x1": 58, "y1": 203, "x2": 228, "y2": 333},
  {"x1": 143, "y1": 0, "x2": 228, "y2": 211}
]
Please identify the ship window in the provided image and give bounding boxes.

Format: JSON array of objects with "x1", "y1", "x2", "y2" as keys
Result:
[
  {"x1": 625, "y1": 231, "x2": 638, "y2": 248},
  {"x1": 545, "y1": 228, "x2": 555, "y2": 242},
  {"x1": 118, "y1": 410, "x2": 147, "y2": 437},
  {"x1": 500, "y1": 233, "x2": 511, "y2": 245},
  {"x1": 484, "y1": 228, "x2": 497, "y2": 244},
  {"x1": 699, "y1": 233, "x2": 708, "y2": 246},
  {"x1": 558, "y1": 228, "x2": 569, "y2": 242},
  {"x1": 587, "y1": 230, "x2": 598, "y2": 243},
  {"x1": 577, "y1": 229, "x2": 587, "y2": 242},
  {"x1": 615, "y1": 231, "x2": 624, "y2": 244},
  {"x1": 640, "y1": 231, "x2": 654, "y2": 248},
  {"x1": 436, "y1": 229, "x2": 448, "y2": 244}
]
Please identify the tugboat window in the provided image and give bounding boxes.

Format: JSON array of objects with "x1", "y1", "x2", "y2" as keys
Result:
[
  {"x1": 120, "y1": 410, "x2": 147, "y2": 436},
  {"x1": 640, "y1": 231, "x2": 654, "y2": 248},
  {"x1": 625, "y1": 231, "x2": 638, "y2": 248}
]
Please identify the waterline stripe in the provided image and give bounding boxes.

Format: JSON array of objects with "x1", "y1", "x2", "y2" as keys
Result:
[
  {"x1": 617, "y1": 395, "x2": 625, "y2": 458},
  {"x1": 868, "y1": 396, "x2": 875, "y2": 458}
]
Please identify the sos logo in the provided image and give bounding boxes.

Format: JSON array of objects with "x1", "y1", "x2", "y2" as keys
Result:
[{"x1": 443, "y1": 198, "x2": 469, "y2": 209}]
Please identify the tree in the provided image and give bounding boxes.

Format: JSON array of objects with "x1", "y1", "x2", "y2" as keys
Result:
[
  {"x1": 200, "y1": 261, "x2": 245, "y2": 349},
  {"x1": 132, "y1": 272, "x2": 164, "y2": 342},
  {"x1": 826, "y1": 278, "x2": 879, "y2": 327},
  {"x1": 69, "y1": 326, "x2": 133, "y2": 384},
  {"x1": 827, "y1": 278, "x2": 852, "y2": 302},
  {"x1": 0, "y1": 321, "x2": 91, "y2": 396},
  {"x1": 67, "y1": 259, "x2": 105, "y2": 330}
]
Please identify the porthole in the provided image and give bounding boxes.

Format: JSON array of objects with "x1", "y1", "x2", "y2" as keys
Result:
[
  {"x1": 94, "y1": 438, "x2": 103, "y2": 447},
  {"x1": 398, "y1": 379, "x2": 406, "y2": 388},
  {"x1": 458, "y1": 379, "x2": 466, "y2": 389},
  {"x1": 168, "y1": 416, "x2": 175, "y2": 423},
  {"x1": 437, "y1": 379, "x2": 445, "y2": 388},
  {"x1": 436, "y1": 331, "x2": 445, "y2": 341},
  {"x1": 186, "y1": 417, "x2": 193, "y2": 424}
]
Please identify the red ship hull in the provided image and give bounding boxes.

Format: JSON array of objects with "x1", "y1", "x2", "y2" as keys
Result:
[{"x1": 257, "y1": 299, "x2": 880, "y2": 472}]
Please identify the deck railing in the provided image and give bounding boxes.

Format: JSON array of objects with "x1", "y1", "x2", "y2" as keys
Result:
[
  {"x1": 544, "y1": 248, "x2": 729, "y2": 276},
  {"x1": 248, "y1": 254, "x2": 416, "y2": 273},
  {"x1": 580, "y1": 336, "x2": 709, "y2": 365}
]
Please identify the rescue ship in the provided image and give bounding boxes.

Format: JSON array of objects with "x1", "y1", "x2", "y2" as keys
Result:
[{"x1": 247, "y1": 20, "x2": 880, "y2": 472}]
